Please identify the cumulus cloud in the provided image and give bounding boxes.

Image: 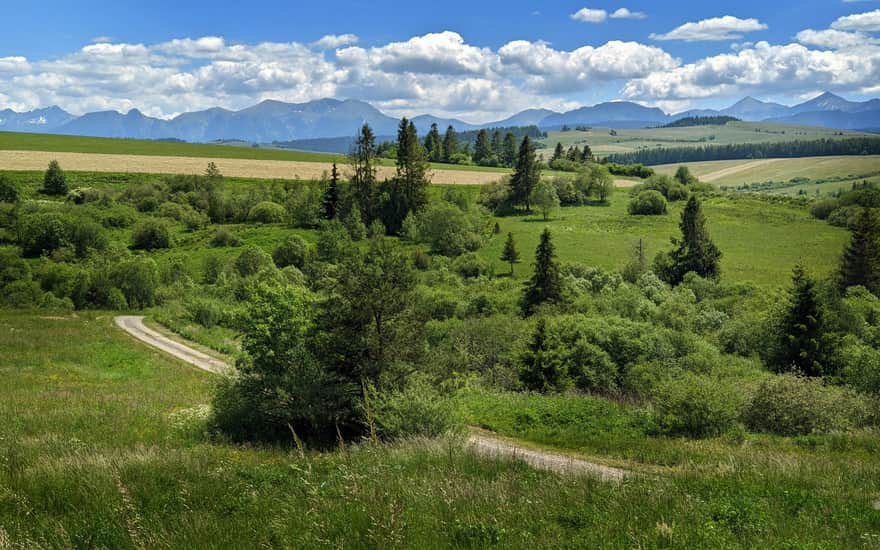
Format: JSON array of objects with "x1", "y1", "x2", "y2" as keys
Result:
[
  {"x1": 571, "y1": 8, "x2": 607, "y2": 23},
  {"x1": 337, "y1": 32, "x2": 497, "y2": 76},
  {"x1": 623, "y1": 40, "x2": 880, "y2": 99},
  {"x1": 831, "y1": 9, "x2": 880, "y2": 31},
  {"x1": 796, "y1": 28, "x2": 878, "y2": 49},
  {"x1": 0, "y1": 57, "x2": 30, "y2": 74},
  {"x1": 311, "y1": 34, "x2": 359, "y2": 49},
  {"x1": 610, "y1": 8, "x2": 646, "y2": 19},
  {"x1": 651, "y1": 16, "x2": 768, "y2": 41}
]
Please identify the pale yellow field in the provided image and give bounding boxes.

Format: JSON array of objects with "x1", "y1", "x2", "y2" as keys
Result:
[{"x1": 0, "y1": 150, "x2": 508, "y2": 185}]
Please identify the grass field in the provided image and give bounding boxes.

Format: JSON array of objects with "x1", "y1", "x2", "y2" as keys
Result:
[
  {"x1": 537, "y1": 122, "x2": 872, "y2": 158},
  {"x1": 2, "y1": 311, "x2": 879, "y2": 548}
]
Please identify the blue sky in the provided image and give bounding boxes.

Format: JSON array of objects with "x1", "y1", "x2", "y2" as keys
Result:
[{"x1": 1, "y1": 1, "x2": 878, "y2": 121}]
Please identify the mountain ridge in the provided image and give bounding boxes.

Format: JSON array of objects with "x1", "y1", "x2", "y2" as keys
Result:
[{"x1": 1, "y1": 92, "x2": 878, "y2": 144}]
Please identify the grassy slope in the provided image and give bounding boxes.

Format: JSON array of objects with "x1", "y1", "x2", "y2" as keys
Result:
[
  {"x1": 0, "y1": 131, "x2": 510, "y2": 174},
  {"x1": 2, "y1": 312, "x2": 879, "y2": 548},
  {"x1": 538, "y1": 122, "x2": 872, "y2": 157}
]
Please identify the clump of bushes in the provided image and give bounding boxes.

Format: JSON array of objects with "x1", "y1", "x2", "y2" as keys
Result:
[
  {"x1": 366, "y1": 375, "x2": 461, "y2": 440},
  {"x1": 628, "y1": 190, "x2": 668, "y2": 215},
  {"x1": 272, "y1": 235, "x2": 309, "y2": 269},
  {"x1": 131, "y1": 219, "x2": 172, "y2": 250},
  {"x1": 247, "y1": 201, "x2": 286, "y2": 223},
  {"x1": 651, "y1": 373, "x2": 741, "y2": 438},
  {"x1": 210, "y1": 227, "x2": 241, "y2": 247}
]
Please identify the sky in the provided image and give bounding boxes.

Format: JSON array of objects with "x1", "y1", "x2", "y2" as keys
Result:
[{"x1": 0, "y1": 0, "x2": 879, "y2": 122}]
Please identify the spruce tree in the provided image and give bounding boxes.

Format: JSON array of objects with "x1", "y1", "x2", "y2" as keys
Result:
[
  {"x1": 581, "y1": 144, "x2": 593, "y2": 162},
  {"x1": 491, "y1": 130, "x2": 503, "y2": 163},
  {"x1": 43, "y1": 160, "x2": 68, "y2": 195},
  {"x1": 443, "y1": 125, "x2": 458, "y2": 162},
  {"x1": 502, "y1": 132, "x2": 517, "y2": 167},
  {"x1": 551, "y1": 142, "x2": 564, "y2": 162},
  {"x1": 774, "y1": 265, "x2": 826, "y2": 376},
  {"x1": 350, "y1": 124, "x2": 377, "y2": 224},
  {"x1": 382, "y1": 118, "x2": 430, "y2": 234},
  {"x1": 519, "y1": 318, "x2": 560, "y2": 392},
  {"x1": 521, "y1": 228, "x2": 562, "y2": 316},
  {"x1": 510, "y1": 136, "x2": 540, "y2": 211},
  {"x1": 473, "y1": 129, "x2": 493, "y2": 165},
  {"x1": 838, "y1": 208, "x2": 880, "y2": 295},
  {"x1": 659, "y1": 196, "x2": 722, "y2": 285},
  {"x1": 424, "y1": 122, "x2": 444, "y2": 163},
  {"x1": 501, "y1": 232, "x2": 520, "y2": 275},
  {"x1": 323, "y1": 163, "x2": 340, "y2": 220}
]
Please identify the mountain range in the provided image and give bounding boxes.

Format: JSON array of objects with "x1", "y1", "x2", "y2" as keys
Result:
[{"x1": 0, "y1": 92, "x2": 878, "y2": 146}]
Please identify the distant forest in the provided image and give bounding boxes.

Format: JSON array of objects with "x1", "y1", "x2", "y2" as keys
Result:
[
  {"x1": 608, "y1": 137, "x2": 880, "y2": 165},
  {"x1": 661, "y1": 116, "x2": 740, "y2": 128}
]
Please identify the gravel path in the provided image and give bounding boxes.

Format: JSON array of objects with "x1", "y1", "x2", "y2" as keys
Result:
[{"x1": 115, "y1": 315, "x2": 627, "y2": 479}]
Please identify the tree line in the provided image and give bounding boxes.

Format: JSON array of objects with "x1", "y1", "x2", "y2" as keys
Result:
[{"x1": 608, "y1": 137, "x2": 880, "y2": 166}]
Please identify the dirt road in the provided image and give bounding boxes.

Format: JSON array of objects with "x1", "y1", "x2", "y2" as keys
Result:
[
  {"x1": 114, "y1": 316, "x2": 229, "y2": 375},
  {"x1": 114, "y1": 315, "x2": 628, "y2": 479}
]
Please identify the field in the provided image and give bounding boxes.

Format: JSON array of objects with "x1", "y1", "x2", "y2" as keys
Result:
[
  {"x1": 653, "y1": 156, "x2": 880, "y2": 194},
  {"x1": 2, "y1": 312, "x2": 879, "y2": 548},
  {"x1": 538, "y1": 122, "x2": 873, "y2": 157}
]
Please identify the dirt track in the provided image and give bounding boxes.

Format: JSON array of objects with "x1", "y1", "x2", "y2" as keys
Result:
[
  {"x1": 114, "y1": 315, "x2": 628, "y2": 479},
  {"x1": 0, "y1": 150, "x2": 506, "y2": 185}
]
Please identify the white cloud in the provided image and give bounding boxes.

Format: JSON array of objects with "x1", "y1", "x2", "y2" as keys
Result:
[
  {"x1": 651, "y1": 16, "x2": 768, "y2": 41},
  {"x1": 610, "y1": 8, "x2": 646, "y2": 19},
  {"x1": 831, "y1": 9, "x2": 880, "y2": 31},
  {"x1": 796, "y1": 28, "x2": 878, "y2": 49},
  {"x1": 336, "y1": 32, "x2": 497, "y2": 76},
  {"x1": 623, "y1": 40, "x2": 880, "y2": 100},
  {"x1": 311, "y1": 34, "x2": 359, "y2": 49},
  {"x1": 90, "y1": 36, "x2": 113, "y2": 44},
  {"x1": 0, "y1": 57, "x2": 30, "y2": 74},
  {"x1": 571, "y1": 8, "x2": 607, "y2": 23}
]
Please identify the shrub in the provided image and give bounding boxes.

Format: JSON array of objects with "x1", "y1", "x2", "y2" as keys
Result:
[
  {"x1": 0, "y1": 175, "x2": 20, "y2": 203},
  {"x1": 110, "y1": 258, "x2": 159, "y2": 309},
  {"x1": 210, "y1": 227, "x2": 241, "y2": 248},
  {"x1": 203, "y1": 255, "x2": 226, "y2": 284},
  {"x1": 810, "y1": 198, "x2": 840, "y2": 220},
  {"x1": 157, "y1": 201, "x2": 207, "y2": 231},
  {"x1": 628, "y1": 191, "x2": 667, "y2": 215},
  {"x1": 652, "y1": 373, "x2": 740, "y2": 438},
  {"x1": 366, "y1": 375, "x2": 460, "y2": 440},
  {"x1": 343, "y1": 209, "x2": 367, "y2": 241},
  {"x1": 839, "y1": 338, "x2": 880, "y2": 395},
  {"x1": 453, "y1": 253, "x2": 489, "y2": 278},
  {"x1": 272, "y1": 235, "x2": 309, "y2": 269},
  {"x1": 248, "y1": 201, "x2": 286, "y2": 223},
  {"x1": 42, "y1": 160, "x2": 68, "y2": 195},
  {"x1": 66, "y1": 187, "x2": 104, "y2": 205},
  {"x1": 234, "y1": 245, "x2": 273, "y2": 277},
  {"x1": 416, "y1": 201, "x2": 483, "y2": 257},
  {"x1": 17, "y1": 213, "x2": 71, "y2": 257},
  {"x1": 286, "y1": 186, "x2": 322, "y2": 228},
  {"x1": 131, "y1": 219, "x2": 172, "y2": 250},
  {"x1": 69, "y1": 219, "x2": 108, "y2": 258},
  {"x1": 827, "y1": 205, "x2": 859, "y2": 228},
  {"x1": 188, "y1": 297, "x2": 227, "y2": 328},
  {"x1": 743, "y1": 374, "x2": 870, "y2": 435}
]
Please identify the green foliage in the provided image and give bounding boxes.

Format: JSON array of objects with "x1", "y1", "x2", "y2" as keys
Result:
[
  {"x1": 744, "y1": 374, "x2": 871, "y2": 435},
  {"x1": 42, "y1": 160, "x2": 68, "y2": 195},
  {"x1": 234, "y1": 245, "x2": 274, "y2": 277},
  {"x1": 209, "y1": 227, "x2": 242, "y2": 247},
  {"x1": 652, "y1": 373, "x2": 741, "y2": 438},
  {"x1": 838, "y1": 208, "x2": 880, "y2": 295},
  {"x1": 772, "y1": 265, "x2": 826, "y2": 376},
  {"x1": 247, "y1": 200, "x2": 286, "y2": 223},
  {"x1": 131, "y1": 218, "x2": 172, "y2": 250},
  {"x1": 453, "y1": 252, "x2": 489, "y2": 279},
  {"x1": 518, "y1": 319, "x2": 564, "y2": 392},
  {"x1": 628, "y1": 190, "x2": 668, "y2": 215},
  {"x1": 501, "y1": 232, "x2": 520, "y2": 275},
  {"x1": 810, "y1": 198, "x2": 840, "y2": 220},
  {"x1": 272, "y1": 235, "x2": 309, "y2": 269},
  {"x1": 529, "y1": 179, "x2": 560, "y2": 221},
  {"x1": 343, "y1": 207, "x2": 367, "y2": 241},
  {"x1": 323, "y1": 163, "x2": 340, "y2": 220},
  {"x1": 410, "y1": 200, "x2": 483, "y2": 257},
  {"x1": 509, "y1": 136, "x2": 540, "y2": 211},
  {"x1": 351, "y1": 123, "x2": 378, "y2": 224},
  {"x1": 655, "y1": 196, "x2": 722, "y2": 285},
  {"x1": 110, "y1": 257, "x2": 159, "y2": 309},
  {"x1": 381, "y1": 118, "x2": 430, "y2": 234},
  {"x1": 366, "y1": 374, "x2": 461, "y2": 440},
  {"x1": 0, "y1": 174, "x2": 20, "y2": 203},
  {"x1": 287, "y1": 185, "x2": 323, "y2": 228},
  {"x1": 521, "y1": 229, "x2": 562, "y2": 316},
  {"x1": 17, "y1": 212, "x2": 72, "y2": 257}
]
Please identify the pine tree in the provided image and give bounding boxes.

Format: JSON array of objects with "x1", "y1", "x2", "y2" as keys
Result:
[
  {"x1": 502, "y1": 132, "x2": 517, "y2": 167},
  {"x1": 491, "y1": 130, "x2": 503, "y2": 163},
  {"x1": 551, "y1": 142, "x2": 564, "y2": 162},
  {"x1": 658, "y1": 196, "x2": 722, "y2": 285},
  {"x1": 323, "y1": 163, "x2": 340, "y2": 220},
  {"x1": 473, "y1": 129, "x2": 493, "y2": 165},
  {"x1": 350, "y1": 124, "x2": 378, "y2": 224},
  {"x1": 510, "y1": 136, "x2": 540, "y2": 211},
  {"x1": 424, "y1": 123, "x2": 443, "y2": 163},
  {"x1": 382, "y1": 118, "x2": 430, "y2": 234},
  {"x1": 521, "y1": 228, "x2": 562, "y2": 316},
  {"x1": 443, "y1": 125, "x2": 458, "y2": 162},
  {"x1": 838, "y1": 208, "x2": 880, "y2": 295},
  {"x1": 774, "y1": 265, "x2": 826, "y2": 376},
  {"x1": 43, "y1": 160, "x2": 68, "y2": 195},
  {"x1": 581, "y1": 144, "x2": 593, "y2": 162},
  {"x1": 501, "y1": 232, "x2": 520, "y2": 275},
  {"x1": 519, "y1": 319, "x2": 563, "y2": 391}
]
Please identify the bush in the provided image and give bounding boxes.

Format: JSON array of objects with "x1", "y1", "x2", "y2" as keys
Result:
[
  {"x1": 248, "y1": 201, "x2": 286, "y2": 223},
  {"x1": 0, "y1": 175, "x2": 20, "y2": 203},
  {"x1": 234, "y1": 245, "x2": 273, "y2": 277},
  {"x1": 66, "y1": 187, "x2": 104, "y2": 205},
  {"x1": 366, "y1": 375, "x2": 461, "y2": 440},
  {"x1": 188, "y1": 297, "x2": 227, "y2": 328},
  {"x1": 652, "y1": 373, "x2": 740, "y2": 438},
  {"x1": 131, "y1": 219, "x2": 172, "y2": 250},
  {"x1": 839, "y1": 339, "x2": 880, "y2": 395},
  {"x1": 203, "y1": 255, "x2": 226, "y2": 284},
  {"x1": 628, "y1": 191, "x2": 668, "y2": 215},
  {"x1": 69, "y1": 219, "x2": 108, "y2": 257},
  {"x1": 17, "y1": 213, "x2": 71, "y2": 257},
  {"x1": 453, "y1": 253, "x2": 489, "y2": 278},
  {"x1": 272, "y1": 235, "x2": 309, "y2": 269},
  {"x1": 110, "y1": 258, "x2": 159, "y2": 309},
  {"x1": 743, "y1": 374, "x2": 870, "y2": 435},
  {"x1": 343, "y1": 209, "x2": 367, "y2": 241},
  {"x1": 42, "y1": 160, "x2": 68, "y2": 195},
  {"x1": 157, "y1": 201, "x2": 208, "y2": 231},
  {"x1": 210, "y1": 227, "x2": 241, "y2": 248},
  {"x1": 415, "y1": 201, "x2": 483, "y2": 257},
  {"x1": 810, "y1": 198, "x2": 840, "y2": 220}
]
